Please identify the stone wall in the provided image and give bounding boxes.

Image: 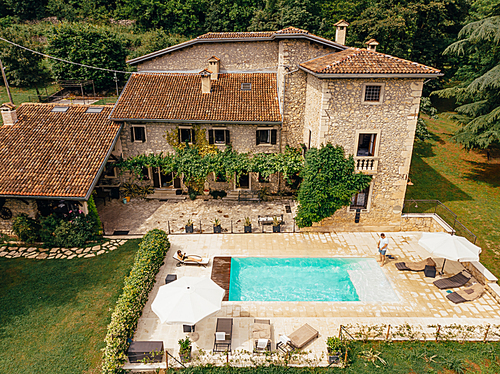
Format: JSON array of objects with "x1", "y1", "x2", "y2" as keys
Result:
[
  {"x1": 400, "y1": 214, "x2": 449, "y2": 233},
  {"x1": 303, "y1": 74, "x2": 323, "y2": 148},
  {"x1": 136, "y1": 41, "x2": 279, "y2": 72},
  {"x1": 0, "y1": 198, "x2": 38, "y2": 235}
]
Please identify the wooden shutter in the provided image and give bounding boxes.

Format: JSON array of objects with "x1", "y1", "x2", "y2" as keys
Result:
[
  {"x1": 131, "y1": 127, "x2": 135, "y2": 142},
  {"x1": 141, "y1": 127, "x2": 146, "y2": 143},
  {"x1": 208, "y1": 129, "x2": 214, "y2": 144},
  {"x1": 256, "y1": 130, "x2": 260, "y2": 145},
  {"x1": 271, "y1": 129, "x2": 277, "y2": 145},
  {"x1": 191, "y1": 129, "x2": 196, "y2": 144},
  {"x1": 225, "y1": 130, "x2": 230, "y2": 144}
]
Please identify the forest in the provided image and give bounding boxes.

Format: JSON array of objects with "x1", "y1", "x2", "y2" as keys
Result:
[{"x1": 0, "y1": 0, "x2": 498, "y2": 151}]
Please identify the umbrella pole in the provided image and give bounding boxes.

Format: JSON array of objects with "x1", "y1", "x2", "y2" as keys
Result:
[{"x1": 440, "y1": 259, "x2": 447, "y2": 275}]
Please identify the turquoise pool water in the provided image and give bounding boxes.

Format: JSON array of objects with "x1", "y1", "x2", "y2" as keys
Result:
[{"x1": 228, "y1": 257, "x2": 399, "y2": 302}]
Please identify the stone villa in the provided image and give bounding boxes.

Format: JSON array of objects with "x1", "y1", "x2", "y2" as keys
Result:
[{"x1": 0, "y1": 22, "x2": 442, "y2": 233}]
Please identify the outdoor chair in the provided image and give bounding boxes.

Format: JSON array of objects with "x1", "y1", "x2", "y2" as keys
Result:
[
  {"x1": 276, "y1": 323, "x2": 319, "y2": 352},
  {"x1": 165, "y1": 274, "x2": 177, "y2": 284},
  {"x1": 213, "y1": 318, "x2": 233, "y2": 353},
  {"x1": 433, "y1": 271, "x2": 472, "y2": 289},
  {"x1": 446, "y1": 283, "x2": 485, "y2": 304},
  {"x1": 395, "y1": 257, "x2": 436, "y2": 271},
  {"x1": 173, "y1": 253, "x2": 209, "y2": 267},
  {"x1": 253, "y1": 319, "x2": 272, "y2": 353}
]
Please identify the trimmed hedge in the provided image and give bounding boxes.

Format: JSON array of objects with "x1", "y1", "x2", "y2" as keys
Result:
[{"x1": 102, "y1": 229, "x2": 170, "y2": 374}]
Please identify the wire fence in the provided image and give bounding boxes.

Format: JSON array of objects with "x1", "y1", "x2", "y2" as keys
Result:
[
  {"x1": 27, "y1": 95, "x2": 118, "y2": 105},
  {"x1": 403, "y1": 199, "x2": 477, "y2": 243}
]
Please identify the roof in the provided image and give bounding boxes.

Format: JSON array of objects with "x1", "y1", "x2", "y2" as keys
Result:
[
  {"x1": 300, "y1": 48, "x2": 442, "y2": 76},
  {"x1": 127, "y1": 27, "x2": 346, "y2": 65},
  {"x1": 0, "y1": 104, "x2": 121, "y2": 200},
  {"x1": 110, "y1": 73, "x2": 282, "y2": 123}
]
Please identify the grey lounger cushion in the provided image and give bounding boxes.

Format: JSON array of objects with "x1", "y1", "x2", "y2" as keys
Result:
[
  {"x1": 395, "y1": 257, "x2": 436, "y2": 271},
  {"x1": 288, "y1": 323, "x2": 319, "y2": 349},
  {"x1": 434, "y1": 271, "x2": 472, "y2": 289},
  {"x1": 446, "y1": 284, "x2": 484, "y2": 304}
]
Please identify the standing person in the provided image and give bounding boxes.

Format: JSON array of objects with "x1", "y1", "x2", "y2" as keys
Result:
[{"x1": 377, "y1": 233, "x2": 389, "y2": 267}]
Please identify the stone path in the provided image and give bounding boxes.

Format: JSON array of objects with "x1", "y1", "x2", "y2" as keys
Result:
[{"x1": 0, "y1": 239, "x2": 127, "y2": 260}]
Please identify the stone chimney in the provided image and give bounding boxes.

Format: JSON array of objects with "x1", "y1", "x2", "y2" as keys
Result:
[
  {"x1": 200, "y1": 69, "x2": 212, "y2": 94},
  {"x1": 366, "y1": 39, "x2": 379, "y2": 52},
  {"x1": 208, "y1": 56, "x2": 220, "y2": 80},
  {"x1": 1, "y1": 102, "x2": 17, "y2": 126},
  {"x1": 334, "y1": 20, "x2": 349, "y2": 45}
]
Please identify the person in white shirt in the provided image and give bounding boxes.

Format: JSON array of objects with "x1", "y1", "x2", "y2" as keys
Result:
[{"x1": 377, "y1": 233, "x2": 389, "y2": 267}]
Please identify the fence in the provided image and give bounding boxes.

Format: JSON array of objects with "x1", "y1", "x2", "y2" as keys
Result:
[
  {"x1": 27, "y1": 95, "x2": 118, "y2": 105},
  {"x1": 403, "y1": 199, "x2": 477, "y2": 243}
]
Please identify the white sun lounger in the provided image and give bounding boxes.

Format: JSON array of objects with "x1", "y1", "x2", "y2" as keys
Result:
[{"x1": 173, "y1": 253, "x2": 209, "y2": 267}]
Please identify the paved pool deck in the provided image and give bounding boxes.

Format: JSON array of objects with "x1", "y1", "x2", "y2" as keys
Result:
[{"x1": 130, "y1": 232, "x2": 500, "y2": 368}]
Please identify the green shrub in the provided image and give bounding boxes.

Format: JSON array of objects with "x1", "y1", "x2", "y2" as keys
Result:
[
  {"x1": 39, "y1": 214, "x2": 61, "y2": 247},
  {"x1": 102, "y1": 229, "x2": 170, "y2": 374},
  {"x1": 87, "y1": 195, "x2": 102, "y2": 235},
  {"x1": 52, "y1": 213, "x2": 95, "y2": 248},
  {"x1": 12, "y1": 214, "x2": 40, "y2": 243}
]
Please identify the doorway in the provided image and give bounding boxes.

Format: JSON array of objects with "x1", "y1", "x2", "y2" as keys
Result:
[
  {"x1": 236, "y1": 173, "x2": 250, "y2": 190},
  {"x1": 152, "y1": 169, "x2": 181, "y2": 189}
]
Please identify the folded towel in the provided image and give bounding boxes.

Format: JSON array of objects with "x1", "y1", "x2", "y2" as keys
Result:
[
  {"x1": 216, "y1": 332, "x2": 226, "y2": 341},
  {"x1": 279, "y1": 335, "x2": 290, "y2": 345},
  {"x1": 257, "y1": 339, "x2": 268, "y2": 349}
]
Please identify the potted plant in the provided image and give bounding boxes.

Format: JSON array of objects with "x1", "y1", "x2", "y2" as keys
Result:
[
  {"x1": 326, "y1": 337, "x2": 344, "y2": 364},
  {"x1": 178, "y1": 336, "x2": 192, "y2": 363},
  {"x1": 272, "y1": 216, "x2": 281, "y2": 233},
  {"x1": 213, "y1": 218, "x2": 221, "y2": 233},
  {"x1": 244, "y1": 217, "x2": 252, "y2": 233},
  {"x1": 185, "y1": 219, "x2": 194, "y2": 233}
]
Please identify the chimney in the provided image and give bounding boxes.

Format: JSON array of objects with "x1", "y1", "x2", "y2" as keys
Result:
[
  {"x1": 366, "y1": 39, "x2": 379, "y2": 52},
  {"x1": 1, "y1": 102, "x2": 17, "y2": 126},
  {"x1": 334, "y1": 20, "x2": 349, "y2": 45},
  {"x1": 208, "y1": 56, "x2": 220, "y2": 80},
  {"x1": 200, "y1": 69, "x2": 212, "y2": 94}
]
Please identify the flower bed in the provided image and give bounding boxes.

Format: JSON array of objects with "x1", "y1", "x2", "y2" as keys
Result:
[{"x1": 102, "y1": 229, "x2": 170, "y2": 374}]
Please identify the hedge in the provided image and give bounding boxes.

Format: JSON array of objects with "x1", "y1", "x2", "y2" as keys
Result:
[{"x1": 102, "y1": 229, "x2": 170, "y2": 374}]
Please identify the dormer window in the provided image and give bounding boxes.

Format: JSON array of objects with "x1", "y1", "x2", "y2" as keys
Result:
[{"x1": 241, "y1": 83, "x2": 252, "y2": 91}]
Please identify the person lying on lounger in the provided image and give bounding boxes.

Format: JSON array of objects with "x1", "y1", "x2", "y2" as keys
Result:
[{"x1": 176, "y1": 250, "x2": 202, "y2": 262}]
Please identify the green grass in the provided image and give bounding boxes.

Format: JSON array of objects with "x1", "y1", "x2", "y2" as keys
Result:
[
  {"x1": 0, "y1": 84, "x2": 60, "y2": 105},
  {"x1": 407, "y1": 113, "x2": 500, "y2": 280},
  {"x1": 0, "y1": 239, "x2": 141, "y2": 374}
]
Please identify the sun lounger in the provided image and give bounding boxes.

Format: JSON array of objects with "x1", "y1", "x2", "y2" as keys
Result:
[
  {"x1": 173, "y1": 253, "x2": 209, "y2": 267},
  {"x1": 276, "y1": 323, "x2": 319, "y2": 352},
  {"x1": 433, "y1": 271, "x2": 472, "y2": 289},
  {"x1": 395, "y1": 257, "x2": 436, "y2": 271},
  {"x1": 446, "y1": 283, "x2": 484, "y2": 304},
  {"x1": 253, "y1": 319, "x2": 272, "y2": 353},
  {"x1": 213, "y1": 318, "x2": 232, "y2": 352}
]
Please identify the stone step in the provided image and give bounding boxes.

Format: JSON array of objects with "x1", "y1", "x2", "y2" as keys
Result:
[
  {"x1": 146, "y1": 189, "x2": 186, "y2": 200},
  {"x1": 223, "y1": 190, "x2": 260, "y2": 202}
]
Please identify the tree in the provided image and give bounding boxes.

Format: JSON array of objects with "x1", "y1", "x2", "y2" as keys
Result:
[
  {"x1": 434, "y1": 3, "x2": 500, "y2": 150},
  {"x1": 47, "y1": 23, "x2": 127, "y2": 89},
  {"x1": 4, "y1": 0, "x2": 47, "y2": 20},
  {"x1": 295, "y1": 144, "x2": 372, "y2": 228}
]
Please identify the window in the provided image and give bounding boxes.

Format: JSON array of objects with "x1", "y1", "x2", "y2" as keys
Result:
[
  {"x1": 208, "y1": 129, "x2": 230, "y2": 145},
  {"x1": 141, "y1": 167, "x2": 150, "y2": 181},
  {"x1": 256, "y1": 129, "x2": 277, "y2": 145},
  {"x1": 104, "y1": 163, "x2": 117, "y2": 178},
  {"x1": 179, "y1": 128, "x2": 195, "y2": 144},
  {"x1": 258, "y1": 173, "x2": 270, "y2": 183},
  {"x1": 356, "y1": 133, "x2": 377, "y2": 156},
  {"x1": 350, "y1": 186, "x2": 370, "y2": 210},
  {"x1": 215, "y1": 172, "x2": 227, "y2": 182},
  {"x1": 241, "y1": 83, "x2": 252, "y2": 91},
  {"x1": 362, "y1": 83, "x2": 384, "y2": 104},
  {"x1": 85, "y1": 107, "x2": 104, "y2": 113},
  {"x1": 51, "y1": 106, "x2": 69, "y2": 112},
  {"x1": 131, "y1": 126, "x2": 146, "y2": 142}
]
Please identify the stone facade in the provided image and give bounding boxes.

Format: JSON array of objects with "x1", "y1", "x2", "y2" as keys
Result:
[{"x1": 0, "y1": 198, "x2": 38, "y2": 235}]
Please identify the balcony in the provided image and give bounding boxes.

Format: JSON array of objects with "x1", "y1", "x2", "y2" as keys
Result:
[{"x1": 354, "y1": 157, "x2": 378, "y2": 173}]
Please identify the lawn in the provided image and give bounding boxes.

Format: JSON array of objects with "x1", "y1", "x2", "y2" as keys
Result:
[
  {"x1": 407, "y1": 113, "x2": 500, "y2": 280},
  {"x1": 0, "y1": 84, "x2": 60, "y2": 105},
  {"x1": 0, "y1": 239, "x2": 141, "y2": 374}
]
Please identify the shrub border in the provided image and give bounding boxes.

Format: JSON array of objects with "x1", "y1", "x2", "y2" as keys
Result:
[{"x1": 102, "y1": 229, "x2": 170, "y2": 373}]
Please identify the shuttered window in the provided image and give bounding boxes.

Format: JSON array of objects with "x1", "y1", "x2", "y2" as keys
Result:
[
  {"x1": 256, "y1": 129, "x2": 277, "y2": 145},
  {"x1": 208, "y1": 129, "x2": 230, "y2": 145},
  {"x1": 131, "y1": 126, "x2": 146, "y2": 142}
]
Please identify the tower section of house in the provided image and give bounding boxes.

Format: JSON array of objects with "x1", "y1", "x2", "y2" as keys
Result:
[{"x1": 299, "y1": 48, "x2": 442, "y2": 229}]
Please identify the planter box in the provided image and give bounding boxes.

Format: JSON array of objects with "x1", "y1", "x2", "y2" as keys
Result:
[
  {"x1": 213, "y1": 225, "x2": 221, "y2": 233},
  {"x1": 185, "y1": 225, "x2": 193, "y2": 233},
  {"x1": 179, "y1": 349, "x2": 192, "y2": 363},
  {"x1": 328, "y1": 352, "x2": 342, "y2": 364},
  {"x1": 127, "y1": 341, "x2": 164, "y2": 363},
  {"x1": 244, "y1": 225, "x2": 252, "y2": 233},
  {"x1": 272, "y1": 225, "x2": 281, "y2": 233}
]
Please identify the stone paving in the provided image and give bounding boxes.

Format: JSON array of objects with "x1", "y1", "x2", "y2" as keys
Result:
[
  {"x1": 0, "y1": 239, "x2": 127, "y2": 260},
  {"x1": 130, "y1": 232, "x2": 500, "y2": 368},
  {"x1": 97, "y1": 198, "x2": 297, "y2": 235}
]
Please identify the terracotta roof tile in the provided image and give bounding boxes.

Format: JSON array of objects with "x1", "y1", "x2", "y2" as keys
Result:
[
  {"x1": 111, "y1": 73, "x2": 281, "y2": 123},
  {"x1": 300, "y1": 48, "x2": 441, "y2": 75},
  {"x1": 0, "y1": 104, "x2": 121, "y2": 199}
]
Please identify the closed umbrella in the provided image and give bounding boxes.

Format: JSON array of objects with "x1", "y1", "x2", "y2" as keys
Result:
[
  {"x1": 418, "y1": 232, "x2": 481, "y2": 273},
  {"x1": 151, "y1": 276, "x2": 225, "y2": 325}
]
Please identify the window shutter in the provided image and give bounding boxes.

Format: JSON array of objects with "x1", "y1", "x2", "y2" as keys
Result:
[
  {"x1": 178, "y1": 129, "x2": 182, "y2": 143},
  {"x1": 131, "y1": 127, "x2": 135, "y2": 142},
  {"x1": 271, "y1": 129, "x2": 277, "y2": 145},
  {"x1": 208, "y1": 129, "x2": 214, "y2": 144},
  {"x1": 225, "y1": 130, "x2": 230, "y2": 144},
  {"x1": 191, "y1": 129, "x2": 196, "y2": 144},
  {"x1": 256, "y1": 130, "x2": 260, "y2": 145},
  {"x1": 141, "y1": 127, "x2": 146, "y2": 143}
]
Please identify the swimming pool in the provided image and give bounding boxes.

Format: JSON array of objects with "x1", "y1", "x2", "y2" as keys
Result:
[{"x1": 228, "y1": 257, "x2": 399, "y2": 302}]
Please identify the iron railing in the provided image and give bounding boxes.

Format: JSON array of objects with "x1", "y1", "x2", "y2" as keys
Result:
[{"x1": 403, "y1": 199, "x2": 477, "y2": 243}]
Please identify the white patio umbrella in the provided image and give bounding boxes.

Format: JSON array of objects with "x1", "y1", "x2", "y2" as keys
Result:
[
  {"x1": 151, "y1": 276, "x2": 225, "y2": 325},
  {"x1": 418, "y1": 232, "x2": 481, "y2": 273}
]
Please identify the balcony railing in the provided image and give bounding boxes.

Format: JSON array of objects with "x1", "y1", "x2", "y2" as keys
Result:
[{"x1": 354, "y1": 157, "x2": 378, "y2": 173}]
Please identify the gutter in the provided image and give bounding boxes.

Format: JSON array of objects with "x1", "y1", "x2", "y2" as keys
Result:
[
  {"x1": 108, "y1": 118, "x2": 282, "y2": 125},
  {"x1": 299, "y1": 65, "x2": 443, "y2": 79}
]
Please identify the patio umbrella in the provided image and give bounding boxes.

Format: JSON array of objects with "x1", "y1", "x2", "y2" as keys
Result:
[
  {"x1": 151, "y1": 276, "x2": 225, "y2": 325},
  {"x1": 418, "y1": 232, "x2": 481, "y2": 273}
]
